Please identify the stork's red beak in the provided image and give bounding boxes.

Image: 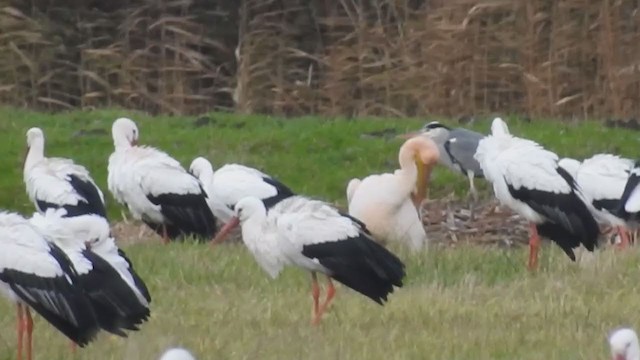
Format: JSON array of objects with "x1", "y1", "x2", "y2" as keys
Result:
[
  {"x1": 211, "y1": 216, "x2": 240, "y2": 245},
  {"x1": 614, "y1": 354, "x2": 625, "y2": 360}
]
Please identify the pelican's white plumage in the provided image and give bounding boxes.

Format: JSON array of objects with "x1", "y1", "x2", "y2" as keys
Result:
[
  {"x1": 108, "y1": 118, "x2": 216, "y2": 242},
  {"x1": 346, "y1": 137, "x2": 439, "y2": 251},
  {"x1": 0, "y1": 211, "x2": 100, "y2": 358},
  {"x1": 221, "y1": 195, "x2": 405, "y2": 324},
  {"x1": 29, "y1": 209, "x2": 151, "y2": 336},
  {"x1": 474, "y1": 118, "x2": 599, "y2": 268},
  {"x1": 189, "y1": 157, "x2": 294, "y2": 224},
  {"x1": 23, "y1": 128, "x2": 106, "y2": 218},
  {"x1": 609, "y1": 327, "x2": 640, "y2": 360}
]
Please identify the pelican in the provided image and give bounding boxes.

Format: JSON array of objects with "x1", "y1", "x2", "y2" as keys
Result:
[
  {"x1": 474, "y1": 117, "x2": 599, "y2": 270},
  {"x1": 346, "y1": 136, "x2": 439, "y2": 251}
]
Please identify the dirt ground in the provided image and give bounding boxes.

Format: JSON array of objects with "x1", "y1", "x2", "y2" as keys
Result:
[{"x1": 111, "y1": 197, "x2": 629, "y2": 249}]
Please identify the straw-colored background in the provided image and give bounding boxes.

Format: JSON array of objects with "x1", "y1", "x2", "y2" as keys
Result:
[{"x1": 1, "y1": 0, "x2": 638, "y2": 119}]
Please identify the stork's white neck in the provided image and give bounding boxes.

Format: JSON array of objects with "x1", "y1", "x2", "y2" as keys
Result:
[
  {"x1": 24, "y1": 136, "x2": 45, "y2": 173},
  {"x1": 239, "y1": 208, "x2": 268, "y2": 247},
  {"x1": 112, "y1": 131, "x2": 132, "y2": 150}
]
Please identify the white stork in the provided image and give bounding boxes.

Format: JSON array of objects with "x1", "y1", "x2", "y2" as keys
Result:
[
  {"x1": 108, "y1": 118, "x2": 216, "y2": 243},
  {"x1": 213, "y1": 196, "x2": 405, "y2": 325},
  {"x1": 159, "y1": 347, "x2": 197, "y2": 360},
  {"x1": 558, "y1": 154, "x2": 634, "y2": 247},
  {"x1": 474, "y1": 118, "x2": 599, "y2": 270},
  {"x1": 609, "y1": 328, "x2": 639, "y2": 360},
  {"x1": 29, "y1": 209, "x2": 151, "y2": 337},
  {"x1": 189, "y1": 157, "x2": 294, "y2": 241},
  {"x1": 617, "y1": 161, "x2": 640, "y2": 229},
  {"x1": 0, "y1": 211, "x2": 100, "y2": 360},
  {"x1": 346, "y1": 136, "x2": 439, "y2": 251},
  {"x1": 23, "y1": 127, "x2": 106, "y2": 218}
]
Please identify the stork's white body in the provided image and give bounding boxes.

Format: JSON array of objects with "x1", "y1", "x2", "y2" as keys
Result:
[
  {"x1": 108, "y1": 145, "x2": 203, "y2": 223},
  {"x1": 190, "y1": 157, "x2": 293, "y2": 224},
  {"x1": 24, "y1": 128, "x2": 105, "y2": 218},
  {"x1": 559, "y1": 154, "x2": 633, "y2": 227}
]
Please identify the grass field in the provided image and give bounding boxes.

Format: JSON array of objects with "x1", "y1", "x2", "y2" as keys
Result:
[{"x1": 0, "y1": 107, "x2": 639, "y2": 359}]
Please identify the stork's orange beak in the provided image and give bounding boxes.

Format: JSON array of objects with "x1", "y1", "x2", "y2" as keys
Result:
[
  {"x1": 396, "y1": 131, "x2": 422, "y2": 140},
  {"x1": 211, "y1": 216, "x2": 240, "y2": 245}
]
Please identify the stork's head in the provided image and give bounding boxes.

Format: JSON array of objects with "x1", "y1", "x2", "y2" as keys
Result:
[
  {"x1": 159, "y1": 347, "x2": 196, "y2": 360},
  {"x1": 24, "y1": 127, "x2": 45, "y2": 168},
  {"x1": 211, "y1": 197, "x2": 266, "y2": 245},
  {"x1": 397, "y1": 121, "x2": 451, "y2": 142},
  {"x1": 490, "y1": 117, "x2": 510, "y2": 136},
  {"x1": 399, "y1": 136, "x2": 440, "y2": 207},
  {"x1": 609, "y1": 328, "x2": 640, "y2": 360},
  {"x1": 112, "y1": 117, "x2": 139, "y2": 148},
  {"x1": 233, "y1": 197, "x2": 266, "y2": 223},
  {"x1": 189, "y1": 157, "x2": 214, "y2": 179}
]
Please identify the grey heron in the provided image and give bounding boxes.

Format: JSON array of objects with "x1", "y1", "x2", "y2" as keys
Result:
[{"x1": 399, "y1": 121, "x2": 485, "y2": 201}]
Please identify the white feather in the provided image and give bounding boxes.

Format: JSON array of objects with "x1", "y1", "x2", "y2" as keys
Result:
[
  {"x1": 235, "y1": 196, "x2": 362, "y2": 278},
  {"x1": 474, "y1": 118, "x2": 570, "y2": 222},
  {"x1": 190, "y1": 157, "x2": 286, "y2": 223}
]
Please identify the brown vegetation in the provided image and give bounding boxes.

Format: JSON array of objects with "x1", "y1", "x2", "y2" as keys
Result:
[{"x1": 0, "y1": 0, "x2": 639, "y2": 119}]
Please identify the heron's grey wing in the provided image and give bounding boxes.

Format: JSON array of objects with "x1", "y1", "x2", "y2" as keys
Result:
[{"x1": 443, "y1": 134, "x2": 485, "y2": 178}]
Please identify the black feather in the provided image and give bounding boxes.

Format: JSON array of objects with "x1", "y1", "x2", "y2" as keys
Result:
[
  {"x1": 77, "y1": 250, "x2": 150, "y2": 336},
  {"x1": 36, "y1": 175, "x2": 106, "y2": 218},
  {"x1": 617, "y1": 165, "x2": 640, "y2": 221},
  {"x1": 302, "y1": 234, "x2": 405, "y2": 305},
  {"x1": 506, "y1": 166, "x2": 599, "y2": 260},
  {"x1": 261, "y1": 176, "x2": 295, "y2": 209},
  {"x1": 146, "y1": 190, "x2": 217, "y2": 242},
  {"x1": 0, "y1": 243, "x2": 100, "y2": 347}
]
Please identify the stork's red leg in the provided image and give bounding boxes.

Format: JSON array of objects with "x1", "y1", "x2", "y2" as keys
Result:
[
  {"x1": 24, "y1": 307, "x2": 33, "y2": 360},
  {"x1": 617, "y1": 226, "x2": 630, "y2": 249},
  {"x1": 16, "y1": 303, "x2": 24, "y2": 360},
  {"x1": 311, "y1": 272, "x2": 321, "y2": 325},
  {"x1": 162, "y1": 225, "x2": 169, "y2": 244},
  {"x1": 317, "y1": 277, "x2": 336, "y2": 317},
  {"x1": 528, "y1": 223, "x2": 540, "y2": 271}
]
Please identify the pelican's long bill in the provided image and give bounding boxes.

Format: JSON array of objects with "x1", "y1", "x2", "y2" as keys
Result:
[
  {"x1": 414, "y1": 157, "x2": 431, "y2": 206},
  {"x1": 396, "y1": 131, "x2": 422, "y2": 140},
  {"x1": 211, "y1": 216, "x2": 240, "y2": 245}
]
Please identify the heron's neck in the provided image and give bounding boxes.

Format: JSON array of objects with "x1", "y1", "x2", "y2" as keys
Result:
[{"x1": 24, "y1": 140, "x2": 45, "y2": 172}]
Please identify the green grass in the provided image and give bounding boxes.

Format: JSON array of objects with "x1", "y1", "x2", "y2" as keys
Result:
[
  {"x1": 1, "y1": 107, "x2": 639, "y2": 359},
  {"x1": 0, "y1": 243, "x2": 638, "y2": 359},
  {"x1": 3, "y1": 107, "x2": 640, "y2": 218}
]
